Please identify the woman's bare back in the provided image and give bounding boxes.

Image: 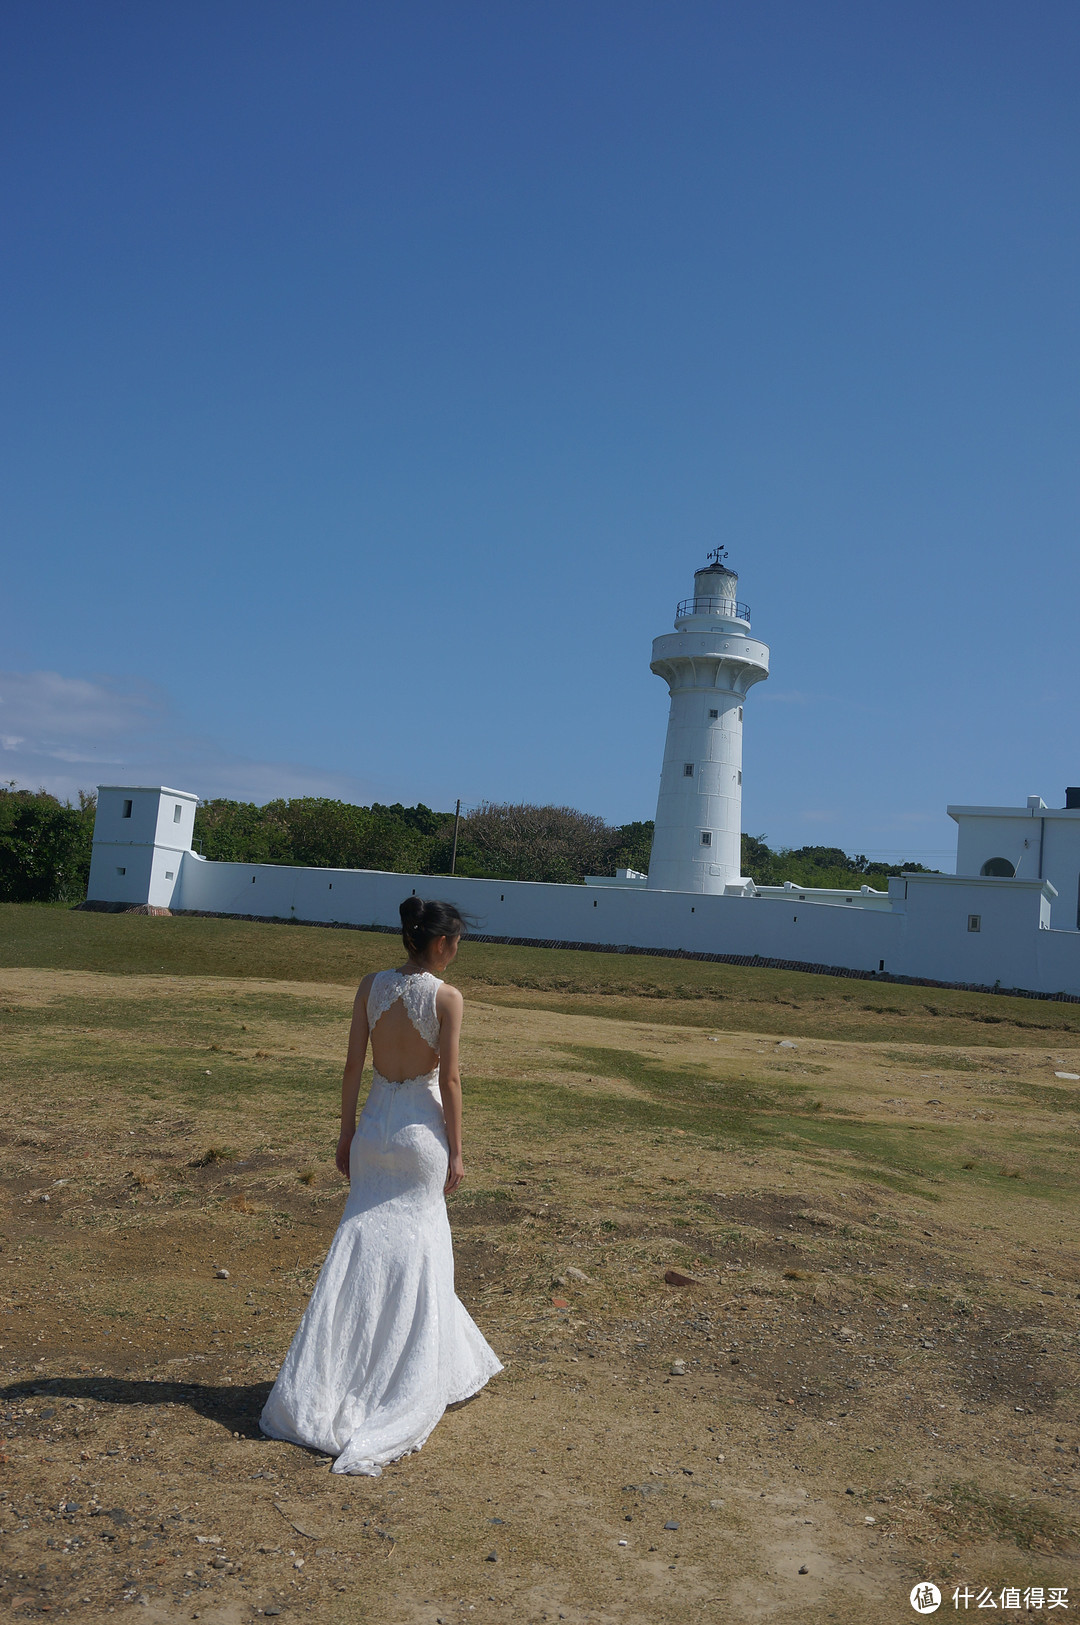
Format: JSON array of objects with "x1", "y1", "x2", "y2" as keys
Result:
[{"x1": 369, "y1": 992, "x2": 440, "y2": 1083}]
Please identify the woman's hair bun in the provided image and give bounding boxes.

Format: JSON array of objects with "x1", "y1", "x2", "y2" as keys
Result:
[{"x1": 399, "y1": 896, "x2": 469, "y2": 958}]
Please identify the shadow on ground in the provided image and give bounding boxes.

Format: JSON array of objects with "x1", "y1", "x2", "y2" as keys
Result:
[{"x1": 1, "y1": 1375, "x2": 273, "y2": 1439}]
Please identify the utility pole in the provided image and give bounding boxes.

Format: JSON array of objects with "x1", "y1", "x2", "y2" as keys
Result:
[{"x1": 450, "y1": 799, "x2": 461, "y2": 876}]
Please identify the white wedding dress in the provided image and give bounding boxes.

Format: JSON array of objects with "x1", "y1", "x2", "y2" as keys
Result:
[{"x1": 259, "y1": 968, "x2": 502, "y2": 1475}]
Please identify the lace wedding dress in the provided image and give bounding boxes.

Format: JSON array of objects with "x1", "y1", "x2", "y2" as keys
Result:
[{"x1": 259, "y1": 968, "x2": 502, "y2": 1475}]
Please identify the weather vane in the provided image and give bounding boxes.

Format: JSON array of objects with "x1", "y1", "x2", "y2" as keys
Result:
[{"x1": 706, "y1": 546, "x2": 728, "y2": 567}]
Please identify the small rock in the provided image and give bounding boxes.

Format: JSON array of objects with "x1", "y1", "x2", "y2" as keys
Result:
[
  {"x1": 485, "y1": 1550, "x2": 498, "y2": 1562},
  {"x1": 551, "y1": 1276, "x2": 567, "y2": 1287},
  {"x1": 864, "y1": 1515, "x2": 876, "y2": 1525},
  {"x1": 39, "y1": 1194, "x2": 51, "y2": 1203},
  {"x1": 1054, "y1": 1071, "x2": 1080, "y2": 1080},
  {"x1": 669, "y1": 1360, "x2": 687, "y2": 1377},
  {"x1": 664, "y1": 1521, "x2": 679, "y2": 1532},
  {"x1": 777, "y1": 1040, "x2": 797, "y2": 1049},
  {"x1": 214, "y1": 1268, "x2": 230, "y2": 1280},
  {"x1": 709, "y1": 1499, "x2": 725, "y2": 1509},
  {"x1": 551, "y1": 1296, "x2": 569, "y2": 1308},
  {"x1": 618, "y1": 1538, "x2": 628, "y2": 1546},
  {"x1": 565, "y1": 1267, "x2": 592, "y2": 1283},
  {"x1": 798, "y1": 1564, "x2": 809, "y2": 1574},
  {"x1": 730, "y1": 1356, "x2": 739, "y2": 1365},
  {"x1": 664, "y1": 1270, "x2": 699, "y2": 1287},
  {"x1": 845, "y1": 1487, "x2": 857, "y2": 1496},
  {"x1": 293, "y1": 1558, "x2": 304, "y2": 1569}
]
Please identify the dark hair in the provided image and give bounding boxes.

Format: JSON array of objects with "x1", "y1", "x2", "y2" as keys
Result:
[{"x1": 399, "y1": 897, "x2": 467, "y2": 959}]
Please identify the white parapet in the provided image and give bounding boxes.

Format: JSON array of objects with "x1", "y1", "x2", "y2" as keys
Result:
[{"x1": 647, "y1": 555, "x2": 769, "y2": 894}]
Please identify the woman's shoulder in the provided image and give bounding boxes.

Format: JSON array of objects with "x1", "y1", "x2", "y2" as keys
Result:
[{"x1": 357, "y1": 967, "x2": 392, "y2": 996}]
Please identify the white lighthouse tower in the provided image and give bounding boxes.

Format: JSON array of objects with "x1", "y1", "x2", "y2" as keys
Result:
[{"x1": 647, "y1": 550, "x2": 770, "y2": 894}]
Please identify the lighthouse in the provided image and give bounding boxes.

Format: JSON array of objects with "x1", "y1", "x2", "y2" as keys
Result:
[{"x1": 647, "y1": 551, "x2": 770, "y2": 893}]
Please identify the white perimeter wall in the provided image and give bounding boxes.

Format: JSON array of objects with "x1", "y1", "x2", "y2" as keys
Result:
[
  {"x1": 83, "y1": 782, "x2": 1080, "y2": 997},
  {"x1": 172, "y1": 851, "x2": 1080, "y2": 996}
]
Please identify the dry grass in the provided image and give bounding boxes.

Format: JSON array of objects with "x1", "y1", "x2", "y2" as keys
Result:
[{"x1": 0, "y1": 909, "x2": 1078, "y2": 1623}]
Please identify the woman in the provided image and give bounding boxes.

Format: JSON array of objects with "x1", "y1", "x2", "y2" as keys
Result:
[{"x1": 260, "y1": 897, "x2": 502, "y2": 1475}]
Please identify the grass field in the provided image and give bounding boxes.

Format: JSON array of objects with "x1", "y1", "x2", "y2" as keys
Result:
[{"x1": 0, "y1": 904, "x2": 1077, "y2": 1624}]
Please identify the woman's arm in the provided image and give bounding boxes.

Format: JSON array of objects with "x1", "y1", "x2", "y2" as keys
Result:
[
  {"x1": 436, "y1": 982, "x2": 465, "y2": 1194},
  {"x1": 335, "y1": 977, "x2": 373, "y2": 1177}
]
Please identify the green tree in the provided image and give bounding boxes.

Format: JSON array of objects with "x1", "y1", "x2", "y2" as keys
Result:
[
  {"x1": 740, "y1": 831, "x2": 938, "y2": 890},
  {"x1": 452, "y1": 802, "x2": 613, "y2": 884},
  {"x1": 0, "y1": 786, "x2": 96, "y2": 902},
  {"x1": 606, "y1": 819, "x2": 654, "y2": 875}
]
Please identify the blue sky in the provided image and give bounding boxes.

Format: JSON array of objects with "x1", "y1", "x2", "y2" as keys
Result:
[{"x1": 2, "y1": 1, "x2": 1077, "y2": 864}]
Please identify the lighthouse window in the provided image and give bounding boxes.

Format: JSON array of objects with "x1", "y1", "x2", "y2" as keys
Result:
[
  {"x1": 738, "y1": 707, "x2": 743, "y2": 722},
  {"x1": 980, "y1": 857, "x2": 1015, "y2": 877},
  {"x1": 683, "y1": 763, "x2": 694, "y2": 777},
  {"x1": 700, "y1": 831, "x2": 712, "y2": 846},
  {"x1": 737, "y1": 770, "x2": 742, "y2": 784},
  {"x1": 116, "y1": 866, "x2": 126, "y2": 876},
  {"x1": 122, "y1": 799, "x2": 132, "y2": 818},
  {"x1": 165, "y1": 870, "x2": 175, "y2": 880},
  {"x1": 968, "y1": 914, "x2": 982, "y2": 932},
  {"x1": 709, "y1": 708, "x2": 719, "y2": 719},
  {"x1": 173, "y1": 804, "x2": 182, "y2": 823}
]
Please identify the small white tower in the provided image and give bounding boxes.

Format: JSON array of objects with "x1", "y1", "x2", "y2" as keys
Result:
[
  {"x1": 647, "y1": 551, "x2": 770, "y2": 893},
  {"x1": 86, "y1": 785, "x2": 198, "y2": 909}
]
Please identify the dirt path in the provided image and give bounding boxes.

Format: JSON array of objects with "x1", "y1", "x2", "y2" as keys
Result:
[{"x1": 1, "y1": 968, "x2": 1077, "y2": 1622}]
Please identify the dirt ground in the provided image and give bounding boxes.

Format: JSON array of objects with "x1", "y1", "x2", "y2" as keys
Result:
[{"x1": 1, "y1": 964, "x2": 1078, "y2": 1625}]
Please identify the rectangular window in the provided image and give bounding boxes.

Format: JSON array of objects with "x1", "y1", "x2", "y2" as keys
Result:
[
  {"x1": 683, "y1": 762, "x2": 694, "y2": 777},
  {"x1": 737, "y1": 770, "x2": 742, "y2": 784},
  {"x1": 968, "y1": 914, "x2": 981, "y2": 933},
  {"x1": 700, "y1": 831, "x2": 712, "y2": 846},
  {"x1": 165, "y1": 870, "x2": 174, "y2": 880},
  {"x1": 738, "y1": 707, "x2": 743, "y2": 722},
  {"x1": 708, "y1": 708, "x2": 718, "y2": 719},
  {"x1": 122, "y1": 799, "x2": 132, "y2": 818},
  {"x1": 173, "y1": 804, "x2": 182, "y2": 823},
  {"x1": 116, "y1": 866, "x2": 126, "y2": 876}
]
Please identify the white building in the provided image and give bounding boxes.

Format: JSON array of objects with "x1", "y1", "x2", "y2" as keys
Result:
[
  {"x1": 647, "y1": 551, "x2": 769, "y2": 894},
  {"x1": 81, "y1": 556, "x2": 1080, "y2": 1001},
  {"x1": 83, "y1": 781, "x2": 1079, "y2": 997},
  {"x1": 86, "y1": 787, "x2": 198, "y2": 911},
  {"x1": 950, "y1": 793, "x2": 1080, "y2": 930}
]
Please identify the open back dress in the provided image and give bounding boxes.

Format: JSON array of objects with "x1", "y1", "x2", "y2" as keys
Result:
[{"x1": 259, "y1": 967, "x2": 502, "y2": 1475}]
